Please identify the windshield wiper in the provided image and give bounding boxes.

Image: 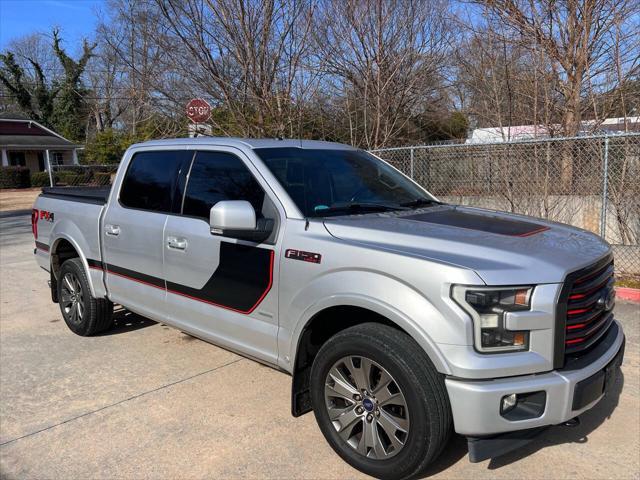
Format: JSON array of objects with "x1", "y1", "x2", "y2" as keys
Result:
[
  {"x1": 400, "y1": 198, "x2": 441, "y2": 209},
  {"x1": 314, "y1": 202, "x2": 408, "y2": 216}
]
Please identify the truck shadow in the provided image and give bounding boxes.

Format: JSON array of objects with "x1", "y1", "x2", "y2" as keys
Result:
[
  {"x1": 419, "y1": 371, "x2": 624, "y2": 477},
  {"x1": 96, "y1": 307, "x2": 156, "y2": 336},
  {"x1": 420, "y1": 434, "x2": 469, "y2": 476},
  {"x1": 487, "y1": 370, "x2": 625, "y2": 470}
]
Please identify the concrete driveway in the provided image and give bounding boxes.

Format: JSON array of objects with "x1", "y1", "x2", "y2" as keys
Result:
[{"x1": 1, "y1": 213, "x2": 638, "y2": 479}]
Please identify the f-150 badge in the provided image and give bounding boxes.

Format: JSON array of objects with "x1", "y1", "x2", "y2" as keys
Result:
[{"x1": 285, "y1": 249, "x2": 322, "y2": 264}]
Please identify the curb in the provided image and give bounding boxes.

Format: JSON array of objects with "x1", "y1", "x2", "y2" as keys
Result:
[
  {"x1": 0, "y1": 209, "x2": 32, "y2": 219},
  {"x1": 616, "y1": 287, "x2": 640, "y2": 304}
]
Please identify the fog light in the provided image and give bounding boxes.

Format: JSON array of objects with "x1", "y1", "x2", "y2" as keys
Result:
[
  {"x1": 501, "y1": 393, "x2": 517, "y2": 413},
  {"x1": 500, "y1": 391, "x2": 546, "y2": 420}
]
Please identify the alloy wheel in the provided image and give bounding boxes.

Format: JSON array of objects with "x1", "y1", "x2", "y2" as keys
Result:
[
  {"x1": 324, "y1": 355, "x2": 410, "y2": 459},
  {"x1": 60, "y1": 272, "x2": 84, "y2": 324}
]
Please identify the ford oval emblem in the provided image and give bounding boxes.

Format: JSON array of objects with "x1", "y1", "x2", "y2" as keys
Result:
[{"x1": 362, "y1": 398, "x2": 375, "y2": 412}]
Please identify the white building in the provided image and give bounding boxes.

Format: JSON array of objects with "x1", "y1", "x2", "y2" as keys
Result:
[{"x1": 467, "y1": 116, "x2": 640, "y2": 143}]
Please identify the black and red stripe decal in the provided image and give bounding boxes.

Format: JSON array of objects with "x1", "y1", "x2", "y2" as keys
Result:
[
  {"x1": 166, "y1": 242, "x2": 273, "y2": 314},
  {"x1": 103, "y1": 263, "x2": 166, "y2": 290},
  {"x1": 405, "y1": 209, "x2": 549, "y2": 237},
  {"x1": 88, "y1": 243, "x2": 274, "y2": 314},
  {"x1": 515, "y1": 225, "x2": 550, "y2": 237},
  {"x1": 87, "y1": 258, "x2": 105, "y2": 270}
]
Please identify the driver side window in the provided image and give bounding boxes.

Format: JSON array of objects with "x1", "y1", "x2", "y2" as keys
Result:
[{"x1": 182, "y1": 151, "x2": 266, "y2": 220}]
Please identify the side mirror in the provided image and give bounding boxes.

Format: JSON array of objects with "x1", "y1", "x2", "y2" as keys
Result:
[{"x1": 209, "y1": 200, "x2": 274, "y2": 242}]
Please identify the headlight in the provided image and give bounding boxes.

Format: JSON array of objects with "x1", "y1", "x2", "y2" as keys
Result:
[{"x1": 452, "y1": 286, "x2": 533, "y2": 353}]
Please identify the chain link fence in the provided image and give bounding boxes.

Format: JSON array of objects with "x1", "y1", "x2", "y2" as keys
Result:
[
  {"x1": 371, "y1": 133, "x2": 640, "y2": 279},
  {"x1": 49, "y1": 165, "x2": 118, "y2": 187}
]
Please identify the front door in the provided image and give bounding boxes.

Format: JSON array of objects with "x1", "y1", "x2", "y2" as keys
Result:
[
  {"x1": 102, "y1": 149, "x2": 192, "y2": 322},
  {"x1": 163, "y1": 149, "x2": 280, "y2": 364}
]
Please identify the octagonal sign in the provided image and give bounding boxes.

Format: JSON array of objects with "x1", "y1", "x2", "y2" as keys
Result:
[{"x1": 186, "y1": 98, "x2": 211, "y2": 123}]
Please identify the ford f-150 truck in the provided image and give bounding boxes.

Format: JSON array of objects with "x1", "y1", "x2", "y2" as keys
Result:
[{"x1": 32, "y1": 138, "x2": 624, "y2": 479}]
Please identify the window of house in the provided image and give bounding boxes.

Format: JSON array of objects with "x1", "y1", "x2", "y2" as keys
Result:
[
  {"x1": 50, "y1": 152, "x2": 64, "y2": 165},
  {"x1": 8, "y1": 151, "x2": 26, "y2": 167}
]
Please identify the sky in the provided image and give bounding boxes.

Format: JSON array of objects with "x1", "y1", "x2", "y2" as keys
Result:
[{"x1": 0, "y1": 0, "x2": 103, "y2": 50}]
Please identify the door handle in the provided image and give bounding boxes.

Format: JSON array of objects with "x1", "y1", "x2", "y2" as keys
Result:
[
  {"x1": 167, "y1": 236, "x2": 188, "y2": 250},
  {"x1": 105, "y1": 224, "x2": 120, "y2": 236}
]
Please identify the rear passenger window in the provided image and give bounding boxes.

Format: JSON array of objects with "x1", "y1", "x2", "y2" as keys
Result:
[
  {"x1": 182, "y1": 151, "x2": 265, "y2": 220},
  {"x1": 120, "y1": 151, "x2": 190, "y2": 212}
]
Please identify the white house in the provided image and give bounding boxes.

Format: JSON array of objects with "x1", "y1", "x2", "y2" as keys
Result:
[{"x1": 0, "y1": 116, "x2": 81, "y2": 172}]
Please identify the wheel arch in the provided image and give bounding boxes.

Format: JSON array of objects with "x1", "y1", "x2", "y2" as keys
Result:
[
  {"x1": 50, "y1": 234, "x2": 97, "y2": 298},
  {"x1": 290, "y1": 297, "x2": 451, "y2": 417}
]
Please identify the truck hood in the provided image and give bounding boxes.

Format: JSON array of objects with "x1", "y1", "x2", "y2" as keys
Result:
[{"x1": 323, "y1": 205, "x2": 611, "y2": 285}]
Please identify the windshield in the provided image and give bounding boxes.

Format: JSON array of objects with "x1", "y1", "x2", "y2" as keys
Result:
[{"x1": 254, "y1": 147, "x2": 436, "y2": 217}]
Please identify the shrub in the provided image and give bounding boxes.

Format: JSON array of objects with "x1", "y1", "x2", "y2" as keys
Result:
[
  {"x1": 84, "y1": 129, "x2": 131, "y2": 164},
  {"x1": 0, "y1": 166, "x2": 31, "y2": 189},
  {"x1": 31, "y1": 171, "x2": 51, "y2": 187}
]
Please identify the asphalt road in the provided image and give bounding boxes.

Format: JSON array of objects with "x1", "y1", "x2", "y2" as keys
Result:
[{"x1": 1, "y1": 214, "x2": 638, "y2": 479}]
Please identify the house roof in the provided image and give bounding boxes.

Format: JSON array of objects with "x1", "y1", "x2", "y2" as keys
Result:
[{"x1": 0, "y1": 118, "x2": 80, "y2": 149}]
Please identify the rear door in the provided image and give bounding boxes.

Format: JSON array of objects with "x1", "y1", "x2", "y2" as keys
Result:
[
  {"x1": 102, "y1": 149, "x2": 192, "y2": 322},
  {"x1": 163, "y1": 148, "x2": 281, "y2": 364}
]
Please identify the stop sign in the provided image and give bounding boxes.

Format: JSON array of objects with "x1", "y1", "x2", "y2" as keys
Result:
[{"x1": 186, "y1": 98, "x2": 211, "y2": 123}]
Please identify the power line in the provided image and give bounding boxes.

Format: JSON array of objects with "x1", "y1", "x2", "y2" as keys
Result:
[{"x1": 0, "y1": 93, "x2": 183, "y2": 102}]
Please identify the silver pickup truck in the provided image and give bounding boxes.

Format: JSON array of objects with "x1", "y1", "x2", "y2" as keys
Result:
[{"x1": 32, "y1": 138, "x2": 624, "y2": 479}]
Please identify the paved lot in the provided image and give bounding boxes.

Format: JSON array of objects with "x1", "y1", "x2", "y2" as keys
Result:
[
  {"x1": 0, "y1": 188, "x2": 40, "y2": 212},
  {"x1": 0, "y1": 214, "x2": 638, "y2": 479}
]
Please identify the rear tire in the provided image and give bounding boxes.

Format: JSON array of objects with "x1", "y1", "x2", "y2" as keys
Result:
[
  {"x1": 310, "y1": 323, "x2": 452, "y2": 480},
  {"x1": 57, "y1": 258, "x2": 113, "y2": 336}
]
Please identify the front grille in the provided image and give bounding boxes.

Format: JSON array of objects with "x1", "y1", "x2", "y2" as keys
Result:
[{"x1": 557, "y1": 255, "x2": 615, "y2": 366}]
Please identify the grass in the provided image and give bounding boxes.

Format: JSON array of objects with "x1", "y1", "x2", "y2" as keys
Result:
[{"x1": 616, "y1": 277, "x2": 640, "y2": 289}]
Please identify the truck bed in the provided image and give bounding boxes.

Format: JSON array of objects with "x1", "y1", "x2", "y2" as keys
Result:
[{"x1": 41, "y1": 186, "x2": 111, "y2": 205}]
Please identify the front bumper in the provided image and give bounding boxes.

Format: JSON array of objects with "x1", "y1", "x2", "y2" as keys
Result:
[{"x1": 445, "y1": 320, "x2": 625, "y2": 436}]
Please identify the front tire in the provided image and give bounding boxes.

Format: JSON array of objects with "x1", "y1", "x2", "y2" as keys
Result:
[
  {"x1": 57, "y1": 258, "x2": 113, "y2": 336},
  {"x1": 310, "y1": 323, "x2": 452, "y2": 480}
]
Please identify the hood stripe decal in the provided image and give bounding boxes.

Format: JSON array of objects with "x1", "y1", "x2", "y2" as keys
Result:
[{"x1": 403, "y1": 209, "x2": 549, "y2": 237}]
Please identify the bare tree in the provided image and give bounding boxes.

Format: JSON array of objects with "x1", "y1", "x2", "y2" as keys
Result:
[
  {"x1": 461, "y1": 0, "x2": 640, "y2": 188},
  {"x1": 86, "y1": 40, "x2": 127, "y2": 132},
  {"x1": 149, "y1": 0, "x2": 315, "y2": 138},
  {"x1": 314, "y1": 0, "x2": 453, "y2": 149},
  {"x1": 97, "y1": 0, "x2": 175, "y2": 136},
  {"x1": 455, "y1": 23, "x2": 563, "y2": 136},
  {"x1": 474, "y1": 0, "x2": 640, "y2": 136}
]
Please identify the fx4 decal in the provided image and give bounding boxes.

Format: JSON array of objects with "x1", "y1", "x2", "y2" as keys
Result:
[
  {"x1": 285, "y1": 249, "x2": 322, "y2": 264},
  {"x1": 33, "y1": 209, "x2": 55, "y2": 223}
]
